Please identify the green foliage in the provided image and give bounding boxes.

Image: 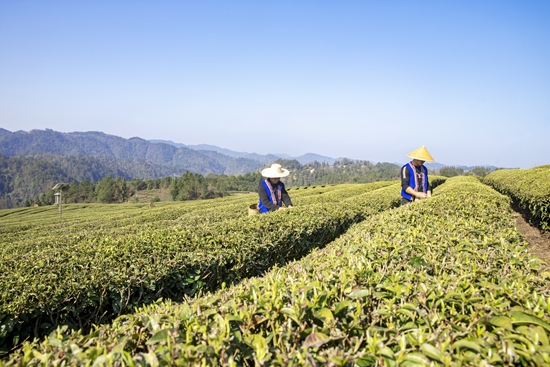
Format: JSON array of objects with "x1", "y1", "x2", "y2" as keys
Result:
[
  {"x1": 7, "y1": 176, "x2": 550, "y2": 366},
  {"x1": 0, "y1": 153, "x2": 177, "y2": 208},
  {"x1": 470, "y1": 166, "x2": 492, "y2": 177},
  {"x1": 438, "y1": 166, "x2": 464, "y2": 177},
  {"x1": 0, "y1": 143, "x2": 407, "y2": 209},
  {"x1": 484, "y1": 166, "x2": 550, "y2": 230},
  {"x1": 273, "y1": 158, "x2": 401, "y2": 186},
  {"x1": 169, "y1": 171, "x2": 264, "y2": 201},
  {"x1": 429, "y1": 175, "x2": 449, "y2": 189},
  {"x1": 0, "y1": 129, "x2": 263, "y2": 176},
  {"x1": 0, "y1": 181, "x2": 399, "y2": 352},
  {"x1": 0, "y1": 154, "x2": 67, "y2": 208}
]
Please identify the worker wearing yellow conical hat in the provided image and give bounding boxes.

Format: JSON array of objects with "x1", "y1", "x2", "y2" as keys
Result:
[{"x1": 401, "y1": 146, "x2": 435, "y2": 205}]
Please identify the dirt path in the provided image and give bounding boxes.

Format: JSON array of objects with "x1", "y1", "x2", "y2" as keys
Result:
[{"x1": 515, "y1": 213, "x2": 550, "y2": 272}]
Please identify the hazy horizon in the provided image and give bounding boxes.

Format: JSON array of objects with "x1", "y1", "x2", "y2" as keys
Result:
[{"x1": 1, "y1": 127, "x2": 522, "y2": 169}]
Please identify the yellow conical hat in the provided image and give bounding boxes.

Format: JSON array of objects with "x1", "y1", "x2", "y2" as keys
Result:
[{"x1": 407, "y1": 146, "x2": 435, "y2": 162}]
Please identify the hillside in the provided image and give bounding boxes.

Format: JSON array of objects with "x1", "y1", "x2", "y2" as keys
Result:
[
  {"x1": 0, "y1": 128, "x2": 497, "y2": 210},
  {"x1": 0, "y1": 129, "x2": 263, "y2": 175},
  {"x1": 0, "y1": 128, "x2": 381, "y2": 209},
  {"x1": 0, "y1": 153, "x2": 181, "y2": 208}
]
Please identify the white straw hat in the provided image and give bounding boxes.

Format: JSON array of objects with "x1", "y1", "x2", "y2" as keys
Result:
[{"x1": 261, "y1": 163, "x2": 290, "y2": 178}]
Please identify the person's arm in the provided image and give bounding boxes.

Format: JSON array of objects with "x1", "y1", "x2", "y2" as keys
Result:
[
  {"x1": 258, "y1": 182, "x2": 280, "y2": 211},
  {"x1": 281, "y1": 183, "x2": 293, "y2": 208},
  {"x1": 401, "y1": 166, "x2": 410, "y2": 192}
]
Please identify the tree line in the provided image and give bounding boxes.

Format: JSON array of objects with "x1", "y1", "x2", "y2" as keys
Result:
[
  {"x1": 438, "y1": 165, "x2": 493, "y2": 178},
  {"x1": 275, "y1": 158, "x2": 402, "y2": 186},
  {"x1": 2, "y1": 153, "x2": 496, "y2": 209},
  {"x1": 28, "y1": 159, "x2": 403, "y2": 206},
  {"x1": 32, "y1": 172, "x2": 263, "y2": 206}
]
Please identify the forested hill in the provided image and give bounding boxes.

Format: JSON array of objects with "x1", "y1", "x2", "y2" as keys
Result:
[
  {"x1": 0, "y1": 129, "x2": 263, "y2": 175},
  {"x1": 0, "y1": 128, "x2": 261, "y2": 209},
  {"x1": 0, "y1": 128, "x2": 406, "y2": 209},
  {"x1": 0, "y1": 153, "x2": 181, "y2": 209}
]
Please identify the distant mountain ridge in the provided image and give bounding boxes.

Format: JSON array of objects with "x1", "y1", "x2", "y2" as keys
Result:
[
  {"x1": 1, "y1": 129, "x2": 496, "y2": 175},
  {"x1": 0, "y1": 129, "x2": 262, "y2": 175},
  {"x1": 149, "y1": 139, "x2": 338, "y2": 165},
  {"x1": 0, "y1": 128, "x2": 501, "y2": 209}
]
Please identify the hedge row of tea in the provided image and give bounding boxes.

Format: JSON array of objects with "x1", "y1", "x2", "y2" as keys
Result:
[
  {"x1": 6, "y1": 176, "x2": 549, "y2": 366},
  {"x1": 483, "y1": 165, "x2": 550, "y2": 230},
  {"x1": 0, "y1": 181, "x2": 402, "y2": 352},
  {"x1": 0, "y1": 183, "x2": 360, "y2": 235},
  {"x1": 0, "y1": 182, "x2": 398, "y2": 248}
]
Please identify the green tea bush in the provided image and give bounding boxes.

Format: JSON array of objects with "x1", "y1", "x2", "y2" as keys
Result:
[
  {"x1": 7, "y1": 177, "x2": 550, "y2": 366},
  {"x1": 484, "y1": 166, "x2": 550, "y2": 230},
  {"x1": 0, "y1": 181, "x2": 400, "y2": 353}
]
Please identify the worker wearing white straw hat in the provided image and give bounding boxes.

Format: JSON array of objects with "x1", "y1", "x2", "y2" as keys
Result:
[
  {"x1": 257, "y1": 163, "x2": 293, "y2": 213},
  {"x1": 401, "y1": 146, "x2": 435, "y2": 205}
]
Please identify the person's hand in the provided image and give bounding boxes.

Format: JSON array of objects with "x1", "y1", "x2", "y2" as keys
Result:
[{"x1": 416, "y1": 192, "x2": 428, "y2": 199}]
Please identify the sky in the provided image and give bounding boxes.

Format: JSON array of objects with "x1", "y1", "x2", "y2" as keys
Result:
[{"x1": 1, "y1": 1, "x2": 549, "y2": 168}]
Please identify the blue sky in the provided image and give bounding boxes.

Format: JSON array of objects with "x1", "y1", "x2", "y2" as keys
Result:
[{"x1": 1, "y1": 1, "x2": 548, "y2": 168}]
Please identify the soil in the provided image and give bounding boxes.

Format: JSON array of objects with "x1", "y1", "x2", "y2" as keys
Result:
[{"x1": 515, "y1": 213, "x2": 550, "y2": 272}]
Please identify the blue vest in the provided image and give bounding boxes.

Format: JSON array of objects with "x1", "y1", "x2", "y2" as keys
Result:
[
  {"x1": 401, "y1": 163, "x2": 429, "y2": 201},
  {"x1": 258, "y1": 180, "x2": 282, "y2": 213}
]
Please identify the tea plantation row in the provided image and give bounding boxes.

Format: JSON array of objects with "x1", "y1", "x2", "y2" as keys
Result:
[
  {"x1": 0, "y1": 181, "x2": 403, "y2": 353},
  {"x1": 483, "y1": 165, "x2": 550, "y2": 230},
  {"x1": 5, "y1": 176, "x2": 550, "y2": 366},
  {"x1": 0, "y1": 183, "x2": 365, "y2": 239}
]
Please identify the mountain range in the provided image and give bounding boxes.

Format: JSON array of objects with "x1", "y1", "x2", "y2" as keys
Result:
[
  {"x1": 149, "y1": 139, "x2": 493, "y2": 172},
  {"x1": 0, "y1": 129, "x2": 339, "y2": 176},
  {"x1": 0, "y1": 128, "x2": 495, "y2": 176},
  {"x1": 0, "y1": 128, "x2": 348, "y2": 209},
  {"x1": 0, "y1": 128, "x2": 499, "y2": 209},
  {"x1": 148, "y1": 139, "x2": 338, "y2": 165}
]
